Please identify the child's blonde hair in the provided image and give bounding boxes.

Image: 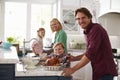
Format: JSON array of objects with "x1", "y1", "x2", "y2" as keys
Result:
[
  {"x1": 37, "y1": 28, "x2": 45, "y2": 38},
  {"x1": 37, "y1": 28, "x2": 45, "y2": 32},
  {"x1": 53, "y1": 42, "x2": 65, "y2": 49}
]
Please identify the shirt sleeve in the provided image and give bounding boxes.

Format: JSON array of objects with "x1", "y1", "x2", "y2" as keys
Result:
[
  {"x1": 32, "y1": 41, "x2": 43, "y2": 54},
  {"x1": 85, "y1": 26, "x2": 103, "y2": 61}
]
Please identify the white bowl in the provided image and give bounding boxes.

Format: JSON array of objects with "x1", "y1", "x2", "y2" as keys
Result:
[
  {"x1": 2, "y1": 42, "x2": 12, "y2": 49},
  {"x1": 22, "y1": 56, "x2": 39, "y2": 69}
]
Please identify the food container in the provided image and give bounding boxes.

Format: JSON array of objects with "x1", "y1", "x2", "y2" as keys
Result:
[
  {"x1": 2, "y1": 42, "x2": 12, "y2": 49},
  {"x1": 69, "y1": 40, "x2": 76, "y2": 49},
  {"x1": 22, "y1": 56, "x2": 39, "y2": 69}
]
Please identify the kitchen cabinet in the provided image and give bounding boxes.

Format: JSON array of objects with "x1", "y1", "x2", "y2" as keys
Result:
[
  {"x1": 0, "y1": 46, "x2": 71, "y2": 80},
  {"x1": 59, "y1": 76, "x2": 72, "y2": 80},
  {"x1": 16, "y1": 63, "x2": 72, "y2": 80},
  {"x1": 15, "y1": 76, "x2": 71, "y2": 80},
  {"x1": 0, "y1": 64, "x2": 15, "y2": 80},
  {"x1": 68, "y1": 49, "x2": 92, "y2": 80},
  {"x1": 111, "y1": 0, "x2": 120, "y2": 10},
  {"x1": 0, "y1": 46, "x2": 18, "y2": 80},
  {"x1": 16, "y1": 76, "x2": 58, "y2": 80},
  {"x1": 62, "y1": 0, "x2": 80, "y2": 9},
  {"x1": 98, "y1": 13, "x2": 120, "y2": 36},
  {"x1": 15, "y1": 52, "x2": 72, "y2": 80},
  {"x1": 99, "y1": 0, "x2": 120, "y2": 16},
  {"x1": 98, "y1": 0, "x2": 120, "y2": 36}
]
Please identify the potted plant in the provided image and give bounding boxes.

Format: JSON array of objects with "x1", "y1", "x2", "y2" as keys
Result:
[
  {"x1": 7, "y1": 37, "x2": 14, "y2": 44},
  {"x1": 7, "y1": 36, "x2": 20, "y2": 53}
]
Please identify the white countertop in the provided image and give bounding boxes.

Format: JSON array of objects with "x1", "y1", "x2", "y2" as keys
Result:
[
  {"x1": 16, "y1": 63, "x2": 63, "y2": 76},
  {"x1": 0, "y1": 46, "x2": 64, "y2": 77},
  {"x1": 0, "y1": 46, "x2": 19, "y2": 63},
  {"x1": 15, "y1": 52, "x2": 63, "y2": 77},
  {"x1": 68, "y1": 49, "x2": 92, "y2": 80}
]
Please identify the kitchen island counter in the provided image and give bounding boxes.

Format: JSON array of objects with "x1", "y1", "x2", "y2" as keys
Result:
[
  {"x1": 0, "y1": 46, "x2": 19, "y2": 80},
  {"x1": 0, "y1": 46, "x2": 71, "y2": 80},
  {"x1": 0, "y1": 46, "x2": 19, "y2": 63},
  {"x1": 16, "y1": 63, "x2": 72, "y2": 80},
  {"x1": 15, "y1": 63, "x2": 71, "y2": 80},
  {"x1": 16, "y1": 63, "x2": 62, "y2": 76}
]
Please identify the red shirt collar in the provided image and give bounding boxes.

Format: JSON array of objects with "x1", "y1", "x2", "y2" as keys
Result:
[{"x1": 83, "y1": 22, "x2": 93, "y2": 34}]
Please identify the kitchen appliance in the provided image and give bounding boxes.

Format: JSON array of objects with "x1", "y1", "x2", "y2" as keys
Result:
[{"x1": 69, "y1": 40, "x2": 76, "y2": 49}]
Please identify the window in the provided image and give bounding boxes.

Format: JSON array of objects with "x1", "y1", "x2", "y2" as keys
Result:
[
  {"x1": 4, "y1": 1, "x2": 52, "y2": 47},
  {"x1": 31, "y1": 4, "x2": 52, "y2": 38},
  {"x1": 5, "y1": 2, "x2": 27, "y2": 45}
]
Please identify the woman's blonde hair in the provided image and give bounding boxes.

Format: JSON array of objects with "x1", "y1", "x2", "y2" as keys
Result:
[{"x1": 50, "y1": 18, "x2": 63, "y2": 32}]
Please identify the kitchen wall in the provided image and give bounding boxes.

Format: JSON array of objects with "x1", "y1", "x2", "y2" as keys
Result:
[
  {"x1": 67, "y1": 34, "x2": 86, "y2": 49},
  {"x1": 98, "y1": 13, "x2": 120, "y2": 35},
  {"x1": 0, "y1": 3, "x2": 4, "y2": 41},
  {"x1": 98, "y1": 13, "x2": 120, "y2": 49},
  {"x1": 98, "y1": 0, "x2": 120, "y2": 50},
  {"x1": 109, "y1": 36, "x2": 120, "y2": 49},
  {"x1": 0, "y1": 0, "x2": 120, "y2": 50},
  {"x1": 61, "y1": 0, "x2": 99, "y2": 50},
  {"x1": 69, "y1": 0, "x2": 120, "y2": 50}
]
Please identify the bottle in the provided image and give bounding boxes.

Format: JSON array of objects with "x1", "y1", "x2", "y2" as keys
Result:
[{"x1": 69, "y1": 40, "x2": 76, "y2": 49}]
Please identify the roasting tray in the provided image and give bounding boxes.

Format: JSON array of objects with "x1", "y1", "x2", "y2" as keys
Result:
[{"x1": 43, "y1": 66, "x2": 63, "y2": 71}]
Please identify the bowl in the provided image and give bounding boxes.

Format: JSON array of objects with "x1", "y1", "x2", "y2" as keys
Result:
[
  {"x1": 2, "y1": 42, "x2": 12, "y2": 49},
  {"x1": 22, "y1": 56, "x2": 39, "y2": 69}
]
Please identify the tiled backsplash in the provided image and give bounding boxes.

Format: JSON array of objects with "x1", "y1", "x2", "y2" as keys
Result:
[
  {"x1": 67, "y1": 34, "x2": 86, "y2": 49},
  {"x1": 67, "y1": 35, "x2": 120, "y2": 50}
]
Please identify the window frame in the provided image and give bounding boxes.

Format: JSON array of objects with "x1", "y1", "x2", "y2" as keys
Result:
[{"x1": 0, "y1": 0, "x2": 58, "y2": 47}]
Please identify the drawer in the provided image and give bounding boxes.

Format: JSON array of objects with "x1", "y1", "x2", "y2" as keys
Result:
[{"x1": 16, "y1": 76, "x2": 58, "y2": 80}]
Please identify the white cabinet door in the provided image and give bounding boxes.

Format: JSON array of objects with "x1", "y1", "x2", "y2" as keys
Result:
[
  {"x1": 62, "y1": 0, "x2": 80, "y2": 9},
  {"x1": 99, "y1": 0, "x2": 120, "y2": 16},
  {"x1": 111, "y1": 0, "x2": 120, "y2": 10},
  {"x1": 99, "y1": 0, "x2": 111, "y2": 16},
  {"x1": 69, "y1": 50, "x2": 92, "y2": 80}
]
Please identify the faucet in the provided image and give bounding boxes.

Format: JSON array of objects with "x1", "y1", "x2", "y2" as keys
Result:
[{"x1": 22, "y1": 38, "x2": 39, "y2": 56}]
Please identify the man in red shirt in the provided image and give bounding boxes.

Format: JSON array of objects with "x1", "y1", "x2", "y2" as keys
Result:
[{"x1": 62, "y1": 7, "x2": 118, "y2": 80}]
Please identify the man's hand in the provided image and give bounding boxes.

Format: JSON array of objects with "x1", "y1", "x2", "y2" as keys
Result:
[{"x1": 61, "y1": 67, "x2": 75, "y2": 77}]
